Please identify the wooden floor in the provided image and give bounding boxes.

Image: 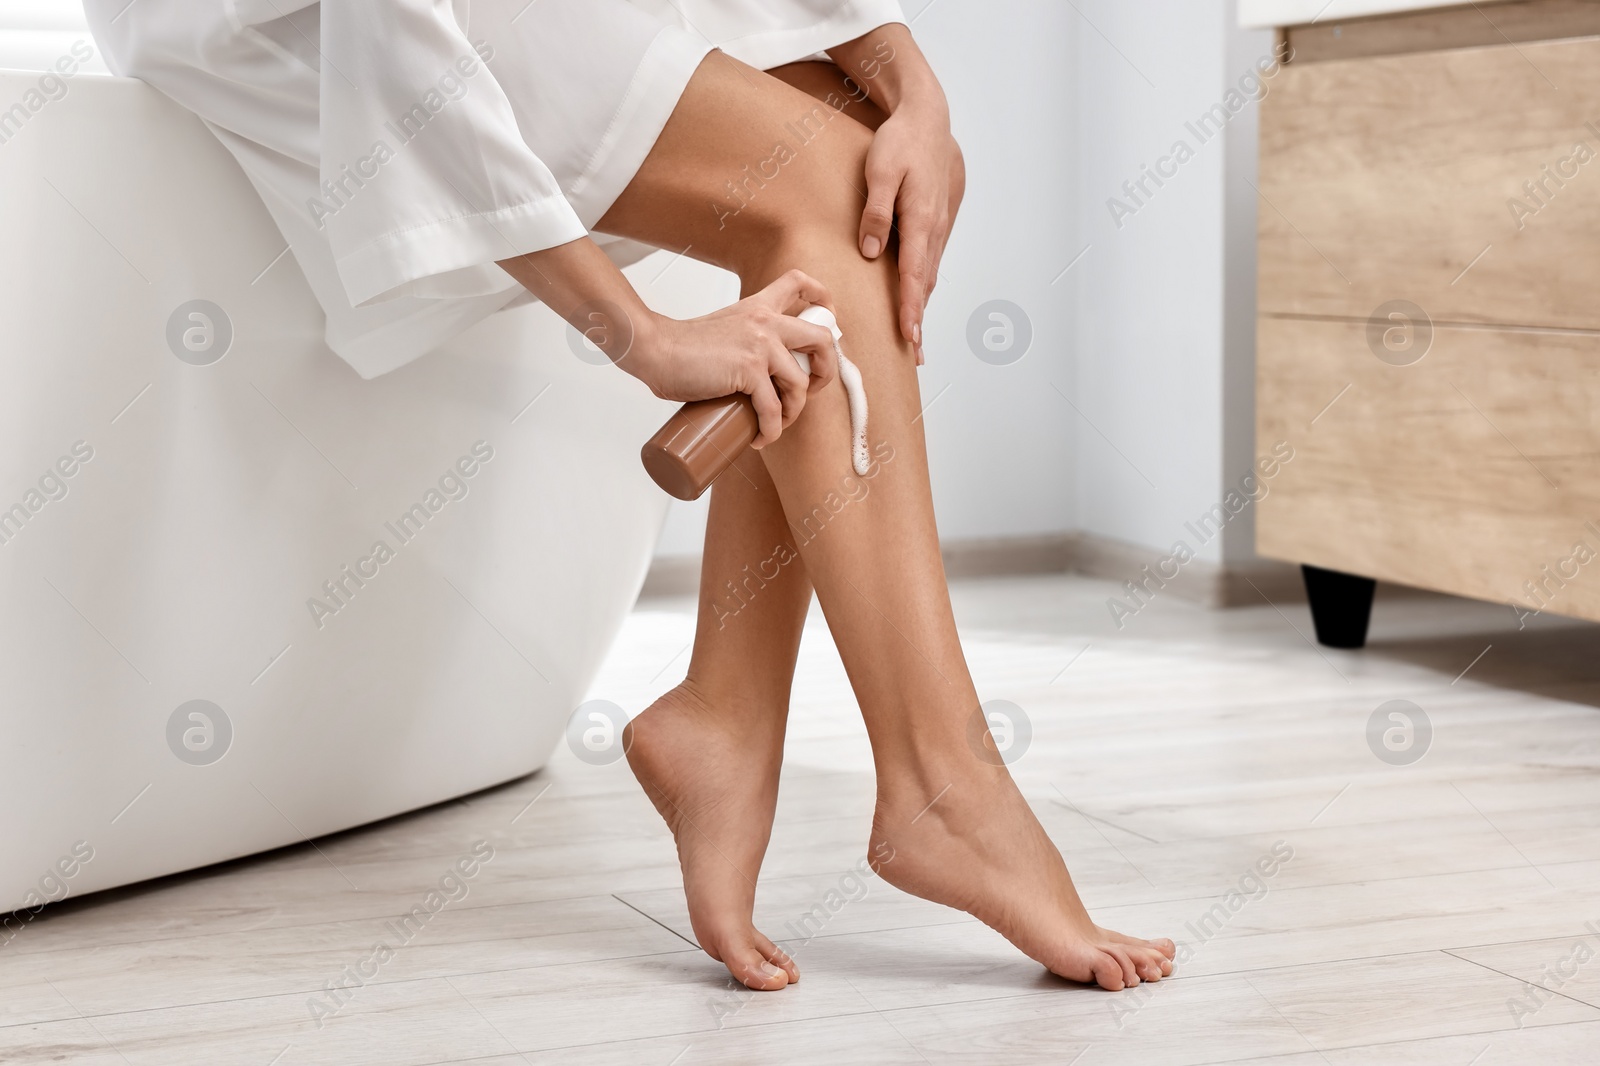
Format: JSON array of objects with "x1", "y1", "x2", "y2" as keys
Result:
[{"x1": 5, "y1": 573, "x2": 1600, "y2": 1065}]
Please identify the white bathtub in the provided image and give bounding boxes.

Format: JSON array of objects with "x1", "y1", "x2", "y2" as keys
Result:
[{"x1": 0, "y1": 22, "x2": 675, "y2": 913}]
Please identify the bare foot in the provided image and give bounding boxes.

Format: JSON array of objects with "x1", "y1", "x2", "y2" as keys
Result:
[
  {"x1": 624, "y1": 681, "x2": 799, "y2": 991},
  {"x1": 870, "y1": 761, "x2": 1175, "y2": 991}
]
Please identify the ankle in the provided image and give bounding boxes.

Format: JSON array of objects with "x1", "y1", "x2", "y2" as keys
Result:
[
  {"x1": 874, "y1": 747, "x2": 1008, "y2": 812},
  {"x1": 646, "y1": 677, "x2": 787, "y2": 746},
  {"x1": 869, "y1": 705, "x2": 1000, "y2": 791},
  {"x1": 681, "y1": 674, "x2": 787, "y2": 714}
]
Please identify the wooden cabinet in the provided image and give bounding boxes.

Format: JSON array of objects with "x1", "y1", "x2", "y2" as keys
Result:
[{"x1": 1256, "y1": 5, "x2": 1600, "y2": 628}]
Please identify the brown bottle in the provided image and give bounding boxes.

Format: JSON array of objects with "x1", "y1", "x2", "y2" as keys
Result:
[
  {"x1": 640, "y1": 305, "x2": 839, "y2": 500},
  {"x1": 640, "y1": 393, "x2": 759, "y2": 501}
]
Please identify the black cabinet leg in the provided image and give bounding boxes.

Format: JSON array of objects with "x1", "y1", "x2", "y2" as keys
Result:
[{"x1": 1301, "y1": 564, "x2": 1377, "y2": 649}]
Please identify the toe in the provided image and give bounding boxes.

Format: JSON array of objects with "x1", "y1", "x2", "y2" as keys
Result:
[
  {"x1": 1124, "y1": 943, "x2": 1168, "y2": 982},
  {"x1": 723, "y1": 943, "x2": 791, "y2": 991},
  {"x1": 1109, "y1": 946, "x2": 1141, "y2": 988},
  {"x1": 755, "y1": 932, "x2": 800, "y2": 984},
  {"x1": 1108, "y1": 931, "x2": 1176, "y2": 959},
  {"x1": 1088, "y1": 948, "x2": 1127, "y2": 991}
]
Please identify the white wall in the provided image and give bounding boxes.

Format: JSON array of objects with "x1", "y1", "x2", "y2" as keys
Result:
[
  {"x1": 652, "y1": 0, "x2": 1081, "y2": 560},
  {"x1": 1070, "y1": 0, "x2": 1272, "y2": 566},
  {"x1": 1221, "y1": 11, "x2": 1274, "y2": 564},
  {"x1": 0, "y1": 0, "x2": 109, "y2": 73}
]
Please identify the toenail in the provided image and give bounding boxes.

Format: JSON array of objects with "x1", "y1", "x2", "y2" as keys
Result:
[{"x1": 759, "y1": 962, "x2": 784, "y2": 979}]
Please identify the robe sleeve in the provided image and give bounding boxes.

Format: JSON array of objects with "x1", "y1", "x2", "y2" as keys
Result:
[{"x1": 317, "y1": 1, "x2": 588, "y2": 307}]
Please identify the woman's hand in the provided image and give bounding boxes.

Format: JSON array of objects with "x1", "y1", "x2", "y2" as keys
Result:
[
  {"x1": 857, "y1": 102, "x2": 965, "y2": 364},
  {"x1": 500, "y1": 244, "x2": 839, "y2": 449},
  {"x1": 829, "y1": 24, "x2": 966, "y2": 365},
  {"x1": 630, "y1": 269, "x2": 841, "y2": 449}
]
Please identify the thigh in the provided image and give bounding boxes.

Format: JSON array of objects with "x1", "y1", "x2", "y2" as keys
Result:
[
  {"x1": 767, "y1": 60, "x2": 889, "y2": 132},
  {"x1": 595, "y1": 51, "x2": 877, "y2": 282}
]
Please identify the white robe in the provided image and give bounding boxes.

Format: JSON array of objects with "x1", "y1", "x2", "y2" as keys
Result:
[{"x1": 82, "y1": 0, "x2": 905, "y2": 377}]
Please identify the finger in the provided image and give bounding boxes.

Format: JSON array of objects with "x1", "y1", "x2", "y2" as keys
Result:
[
  {"x1": 921, "y1": 218, "x2": 951, "y2": 366},
  {"x1": 898, "y1": 211, "x2": 936, "y2": 347},
  {"x1": 749, "y1": 377, "x2": 785, "y2": 449},
  {"x1": 927, "y1": 212, "x2": 952, "y2": 301},
  {"x1": 767, "y1": 339, "x2": 811, "y2": 428},
  {"x1": 859, "y1": 158, "x2": 901, "y2": 260},
  {"x1": 773, "y1": 317, "x2": 838, "y2": 390},
  {"x1": 755, "y1": 268, "x2": 834, "y2": 317}
]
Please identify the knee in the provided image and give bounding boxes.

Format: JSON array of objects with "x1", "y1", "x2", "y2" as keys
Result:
[{"x1": 721, "y1": 106, "x2": 874, "y2": 279}]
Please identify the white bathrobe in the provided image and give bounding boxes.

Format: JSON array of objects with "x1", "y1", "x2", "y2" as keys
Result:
[{"x1": 82, "y1": 0, "x2": 905, "y2": 377}]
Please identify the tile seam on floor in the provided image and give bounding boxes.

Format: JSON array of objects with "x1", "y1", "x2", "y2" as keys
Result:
[
  {"x1": 1148, "y1": 944, "x2": 1579, "y2": 989},
  {"x1": 1082, "y1": 861, "x2": 1570, "y2": 911},
  {"x1": 1046, "y1": 771, "x2": 1600, "y2": 822},
  {"x1": 783, "y1": 947, "x2": 1600, "y2": 1044},
  {"x1": 1041, "y1": 803, "x2": 1600, "y2": 855},
  {"x1": 1442, "y1": 948, "x2": 1600, "y2": 1013},
  {"x1": 610, "y1": 893, "x2": 699, "y2": 950},
  {"x1": 16, "y1": 938, "x2": 1572, "y2": 1039},
  {"x1": 0, "y1": 941, "x2": 712, "y2": 1033},
  {"x1": 17, "y1": 976, "x2": 1598, "y2": 1066},
  {"x1": 0, "y1": 880, "x2": 695, "y2": 960},
  {"x1": 4, "y1": 945, "x2": 1456, "y2": 1041},
  {"x1": 1049, "y1": 802, "x2": 1163, "y2": 844},
  {"x1": 424, "y1": 1003, "x2": 907, "y2": 1059},
  {"x1": 6, "y1": 856, "x2": 1578, "y2": 969},
  {"x1": 0, "y1": 913, "x2": 992, "y2": 1032},
  {"x1": 852, "y1": 951, "x2": 1599, "y2": 1054},
  {"x1": 1189, "y1": 1014, "x2": 1600, "y2": 1066},
  {"x1": 835, "y1": 972, "x2": 945, "y2": 1065},
  {"x1": 314, "y1": 947, "x2": 1600, "y2": 1062},
  {"x1": 1440, "y1": 928, "x2": 1600, "y2": 958}
]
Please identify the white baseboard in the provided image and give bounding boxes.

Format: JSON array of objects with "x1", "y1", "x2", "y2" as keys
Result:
[
  {"x1": 1066, "y1": 531, "x2": 1305, "y2": 609},
  {"x1": 640, "y1": 531, "x2": 1308, "y2": 607}
]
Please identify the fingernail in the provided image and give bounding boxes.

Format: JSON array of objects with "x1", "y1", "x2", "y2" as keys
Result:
[
  {"x1": 916, "y1": 346, "x2": 925, "y2": 366},
  {"x1": 912, "y1": 323, "x2": 922, "y2": 346},
  {"x1": 862, "y1": 236, "x2": 882, "y2": 258},
  {"x1": 760, "y1": 962, "x2": 784, "y2": 979}
]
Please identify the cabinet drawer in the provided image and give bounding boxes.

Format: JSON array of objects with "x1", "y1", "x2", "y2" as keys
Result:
[
  {"x1": 1259, "y1": 35, "x2": 1600, "y2": 330},
  {"x1": 1256, "y1": 316, "x2": 1600, "y2": 620}
]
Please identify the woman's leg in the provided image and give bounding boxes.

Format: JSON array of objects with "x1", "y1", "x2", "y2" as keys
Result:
[
  {"x1": 603, "y1": 51, "x2": 1174, "y2": 991},
  {"x1": 623, "y1": 62, "x2": 885, "y2": 995},
  {"x1": 625, "y1": 448, "x2": 813, "y2": 992}
]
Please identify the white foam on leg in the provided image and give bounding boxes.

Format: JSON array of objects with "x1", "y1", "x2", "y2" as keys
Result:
[
  {"x1": 836, "y1": 352, "x2": 870, "y2": 475},
  {"x1": 792, "y1": 305, "x2": 870, "y2": 476}
]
